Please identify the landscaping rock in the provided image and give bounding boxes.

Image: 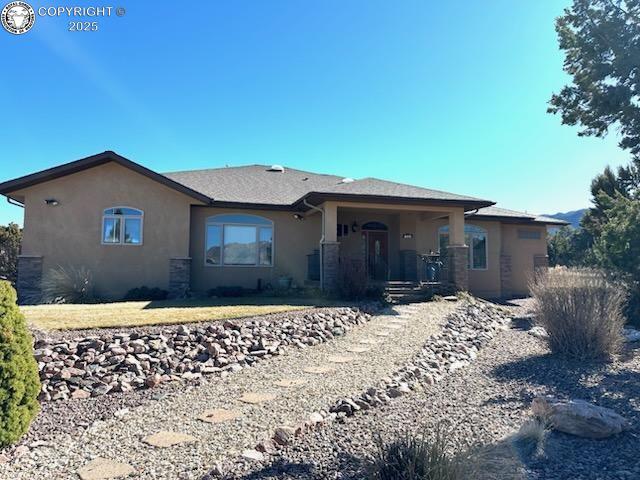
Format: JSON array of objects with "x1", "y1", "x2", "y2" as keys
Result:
[
  {"x1": 239, "y1": 392, "x2": 276, "y2": 404},
  {"x1": 76, "y1": 457, "x2": 135, "y2": 480},
  {"x1": 328, "y1": 299, "x2": 512, "y2": 418},
  {"x1": 623, "y1": 328, "x2": 640, "y2": 343},
  {"x1": 273, "y1": 426, "x2": 297, "y2": 445},
  {"x1": 198, "y1": 408, "x2": 241, "y2": 424},
  {"x1": 528, "y1": 326, "x2": 549, "y2": 339},
  {"x1": 241, "y1": 449, "x2": 264, "y2": 462},
  {"x1": 273, "y1": 378, "x2": 306, "y2": 388},
  {"x1": 32, "y1": 306, "x2": 374, "y2": 402},
  {"x1": 532, "y1": 396, "x2": 630, "y2": 439},
  {"x1": 142, "y1": 430, "x2": 196, "y2": 448}
]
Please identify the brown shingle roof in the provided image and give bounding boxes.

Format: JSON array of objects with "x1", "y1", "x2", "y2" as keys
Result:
[
  {"x1": 165, "y1": 165, "x2": 494, "y2": 210},
  {"x1": 469, "y1": 206, "x2": 569, "y2": 225},
  {"x1": 0, "y1": 151, "x2": 495, "y2": 211}
]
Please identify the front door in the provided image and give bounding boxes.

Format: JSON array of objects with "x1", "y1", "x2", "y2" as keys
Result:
[{"x1": 366, "y1": 231, "x2": 389, "y2": 281}]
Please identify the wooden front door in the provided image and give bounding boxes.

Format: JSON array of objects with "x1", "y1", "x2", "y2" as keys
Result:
[{"x1": 366, "y1": 231, "x2": 389, "y2": 281}]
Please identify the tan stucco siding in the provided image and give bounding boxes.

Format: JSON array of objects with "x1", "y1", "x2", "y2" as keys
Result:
[
  {"x1": 14, "y1": 162, "x2": 195, "y2": 299},
  {"x1": 501, "y1": 224, "x2": 548, "y2": 296},
  {"x1": 189, "y1": 207, "x2": 321, "y2": 292}
]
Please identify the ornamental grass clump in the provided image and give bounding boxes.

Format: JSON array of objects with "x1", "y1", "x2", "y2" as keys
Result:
[
  {"x1": 530, "y1": 267, "x2": 625, "y2": 360},
  {"x1": 0, "y1": 281, "x2": 40, "y2": 447},
  {"x1": 41, "y1": 265, "x2": 94, "y2": 304},
  {"x1": 367, "y1": 426, "x2": 466, "y2": 480}
]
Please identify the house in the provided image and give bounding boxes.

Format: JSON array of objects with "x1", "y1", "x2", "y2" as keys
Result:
[{"x1": 0, "y1": 151, "x2": 567, "y2": 302}]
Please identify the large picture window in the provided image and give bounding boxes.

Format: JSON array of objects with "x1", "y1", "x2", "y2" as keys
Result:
[
  {"x1": 205, "y1": 214, "x2": 273, "y2": 266},
  {"x1": 102, "y1": 207, "x2": 143, "y2": 245},
  {"x1": 438, "y1": 224, "x2": 487, "y2": 270}
]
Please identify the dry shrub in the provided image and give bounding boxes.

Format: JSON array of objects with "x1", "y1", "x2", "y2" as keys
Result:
[
  {"x1": 511, "y1": 418, "x2": 550, "y2": 458},
  {"x1": 530, "y1": 267, "x2": 625, "y2": 360},
  {"x1": 337, "y1": 257, "x2": 370, "y2": 300},
  {"x1": 41, "y1": 265, "x2": 95, "y2": 304},
  {"x1": 368, "y1": 426, "x2": 467, "y2": 480}
]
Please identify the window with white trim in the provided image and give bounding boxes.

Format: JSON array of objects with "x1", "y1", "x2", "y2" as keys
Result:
[
  {"x1": 438, "y1": 224, "x2": 488, "y2": 270},
  {"x1": 205, "y1": 214, "x2": 273, "y2": 266},
  {"x1": 102, "y1": 207, "x2": 143, "y2": 245}
]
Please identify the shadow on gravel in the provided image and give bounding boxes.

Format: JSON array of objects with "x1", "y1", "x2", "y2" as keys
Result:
[
  {"x1": 236, "y1": 459, "x2": 317, "y2": 479},
  {"x1": 236, "y1": 452, "x2": 368, "y2": 480},
  {"x1": 490, "y1": 351, "x2": 640, "y2": 479},
  {"x1": 490, "y1": 352, "x2": 640, "y2": 420}
]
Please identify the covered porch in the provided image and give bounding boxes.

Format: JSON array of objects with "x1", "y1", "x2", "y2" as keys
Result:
[{"x1": 305, "y1": 201, "x2": 470, "y2": 292}]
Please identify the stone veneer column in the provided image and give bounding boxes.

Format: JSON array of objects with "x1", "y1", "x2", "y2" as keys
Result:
[
  {"x1": 446, "y1": 245, "x2": 468, "y2": 292},
  {"x1": 321, "y1": 241, "x2": 340, "y2": 292},
  {"x1": 17, "y1": 255, "x2": 43, "y2": 304},
  {"x1": 500, "y1": 254, "x2": 512, "y2": 299},
  {"x1": 399, "y1": 250, "x2": 418, "y2": 282},
  {"x1": 169, "y1": 258, "x2": 191, "y2": 299}
]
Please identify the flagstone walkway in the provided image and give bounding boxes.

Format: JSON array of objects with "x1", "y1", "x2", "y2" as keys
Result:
[{"x1": 1, "y1": 301, "x2": 456, "y2": 480}]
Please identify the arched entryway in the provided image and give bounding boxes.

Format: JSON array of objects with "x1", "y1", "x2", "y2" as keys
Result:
[{"x1": 362, "y1": 222, "x2": 389, "y2": 281}]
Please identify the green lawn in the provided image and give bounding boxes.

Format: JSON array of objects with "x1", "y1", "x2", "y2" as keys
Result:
[{"x1": 22, "y1": 296, "x2": 337, "y2": 331}]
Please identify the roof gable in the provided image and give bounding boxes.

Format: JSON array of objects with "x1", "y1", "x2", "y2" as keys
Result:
[{"x1": 0, "y1": 151, "x2": 212, "y2": 204}]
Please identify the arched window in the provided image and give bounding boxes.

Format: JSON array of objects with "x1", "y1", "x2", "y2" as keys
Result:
[
  {"x1": 205, "y1": 214, "x2": 273, "y2": 266},
  {"x1": 438, "y1": 224, "x2": 487, "y2": 270},
  {"x1": 102, "y1": 207, "x2": 143, "y2": 245}
]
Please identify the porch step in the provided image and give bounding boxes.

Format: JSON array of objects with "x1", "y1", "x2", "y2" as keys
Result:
[
  {"x1": 382, "y1": 281, "x2": 449, "y2": 304},
  {"x1": 384, "y1": 282, "x2": 430, "y2": 304}
]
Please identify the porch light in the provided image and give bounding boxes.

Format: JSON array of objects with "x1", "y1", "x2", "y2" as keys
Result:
[
  {"x1": 293, "y1": 213, "x2": 304, "y2": 220},
  {"x1": 44, "y1": 199, "x2": 59, "y2": 206},
  {"x1": 351, "y1": 221, "x2": 359, "y2": 232}
]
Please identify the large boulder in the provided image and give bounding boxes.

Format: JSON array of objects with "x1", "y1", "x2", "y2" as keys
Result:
[{"x1": 532, "y1": 396, "x2": 629, "y2": 439}]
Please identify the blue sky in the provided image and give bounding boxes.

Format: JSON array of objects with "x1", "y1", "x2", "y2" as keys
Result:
[{"x1": 0, "y1": 0, "x2": 629, "y2": 225}]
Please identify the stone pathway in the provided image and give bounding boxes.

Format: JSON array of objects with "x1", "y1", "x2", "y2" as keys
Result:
[{"x1": 1, "y1": 301, "x2": 455, "y2": 480}]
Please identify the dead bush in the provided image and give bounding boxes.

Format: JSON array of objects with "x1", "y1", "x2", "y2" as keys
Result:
[
  {"x1": 337, "y1": 257, "x2": 370, "y2": 300},
  {"x1": 530, "y1": 267, "x2": 625, "y2": 360}
]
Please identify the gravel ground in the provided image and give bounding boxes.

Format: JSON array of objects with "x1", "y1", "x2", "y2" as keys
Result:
[
  {"x1": 0, "y1": 301, "x2": 455, "y2": 480},
  {"x1": 234, "y1": 302, "x2": 640, "y2": 480}
]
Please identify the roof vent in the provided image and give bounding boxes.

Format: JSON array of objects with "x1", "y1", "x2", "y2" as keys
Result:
[
  {"x1": 341, "y1": 177, "x2": 355, "y2": 183},
  {"x1": 267, "y1": 165, "x2": 285, "y2": 172}
]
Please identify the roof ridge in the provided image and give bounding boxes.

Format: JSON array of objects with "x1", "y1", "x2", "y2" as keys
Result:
[
  {"x1": 484, "y1": 206, "x2": 537, "y2": 217},
  {"x1": 356, "y1": 176, "x2": 489, "y2": 201},
  {"x1": 165, "y1": 164, "x2": 347, "y2": 181},
  {"x1": 163, "y1": 164, "x2": 268, "y2": 175}
]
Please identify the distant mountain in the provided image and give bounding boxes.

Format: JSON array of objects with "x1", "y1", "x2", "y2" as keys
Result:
[{"x1": 543, "y1": 209, "x2": 587, "y2": 229}]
